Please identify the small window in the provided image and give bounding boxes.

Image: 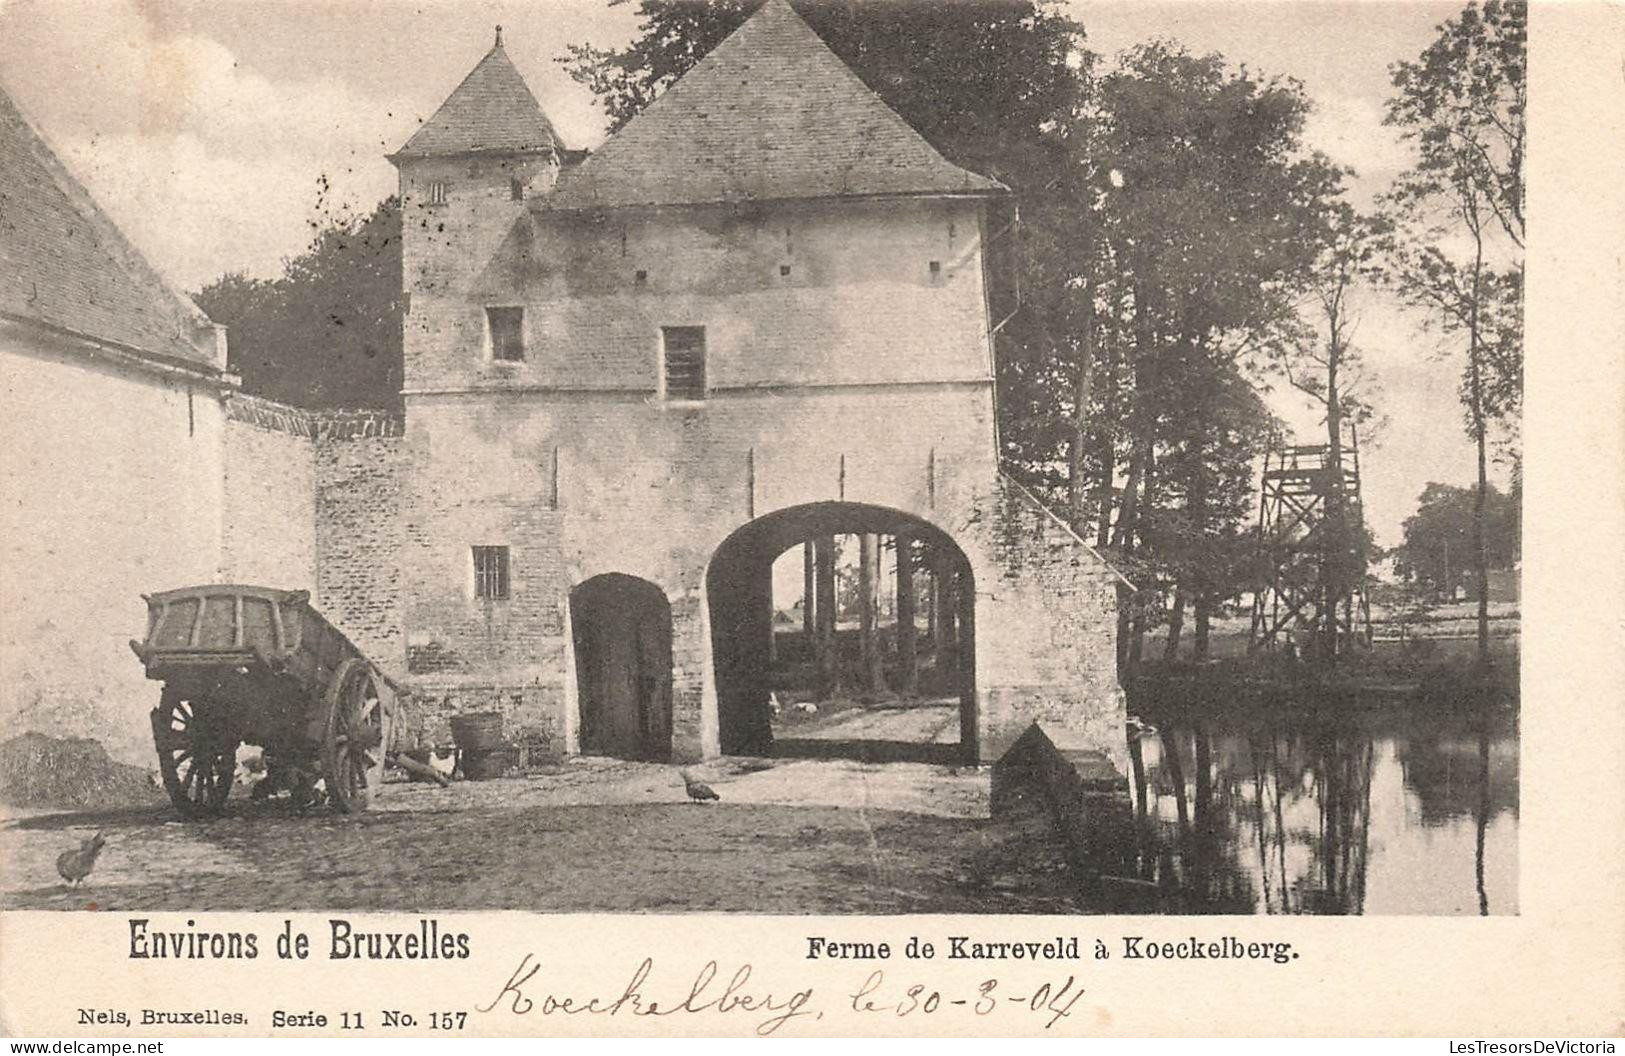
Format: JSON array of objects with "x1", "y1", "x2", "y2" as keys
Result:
[
  {"x1": 473, "y1": 546, "x2": 510, "y2": 601},
  {"x1": 928, "y1": 260, "x2": 942, "y2": 278},
  {"x1": 487, "y1": 306, "x2": 525, "y2": 362},
  {"x1": 427, "y1": 181, "x2": 449, "y2": 205},
  {"x1": 779, "y1": 264, "x2": 792, "y2": 277},
  {"x1": 662, "y1": 326, "x2": 706, "y2": 401},
  {"x1": 510, "y1": 176, "x2": 524, "y2": 201}
]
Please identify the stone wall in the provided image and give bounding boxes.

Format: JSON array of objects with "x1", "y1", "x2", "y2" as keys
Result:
[
  {"x1": 402, "y1": 197, "x2": 994, "y2": 396},
  {"x1": 397, "y1": 151, "x2": 559, "y2": 311},
  {"x1": 391, "y1": 384, "x2": 1127, "y2": 767},
  {"x1": 314, "y1": 425, "x2": 408, "y2": 681},
  {"x1": 0, "y1": 349, "x2": 422, "y2": 768},
  {"x1": 221, "y1": 394, "x2": 316, "y2": 592},
  {"x1": 384, "y1": 184, "x2": 1127, "y2": 769},
  {"x1": 0, "y1": 327, "x2": 227, "y2": 764},
  {"x1": 397, "y1": 383, "x2": 997, "y2": 755},
  {"x1": 971, "y1": 476, "x2": 1130, "y2": 772}
]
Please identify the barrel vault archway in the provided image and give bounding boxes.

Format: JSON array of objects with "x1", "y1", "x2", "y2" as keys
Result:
[{"x1": 704, "y1": 502, "x2": 976, "y2": 763}]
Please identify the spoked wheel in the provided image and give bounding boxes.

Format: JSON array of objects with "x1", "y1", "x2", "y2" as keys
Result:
[
  {"x1": 151, "y1": 687, "x2": 237, "y2": 817},
  {"x1": 324, "y1": 658, "x2": 390, "y2": 814}
]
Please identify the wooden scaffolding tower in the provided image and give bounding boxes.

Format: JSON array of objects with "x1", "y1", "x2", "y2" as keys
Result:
[{"x1": 1248, "y1": 431, "x2": 1373, "y2": 654}]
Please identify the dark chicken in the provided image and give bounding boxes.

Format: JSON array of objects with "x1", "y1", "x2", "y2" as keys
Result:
[
  {"x1": 680, "y1": 770, "x2": 720, "y2": 803},
  {"x1": 56, "y1": 830, "x2": 106, "y2": 887}
]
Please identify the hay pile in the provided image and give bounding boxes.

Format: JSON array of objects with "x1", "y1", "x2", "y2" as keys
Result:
[{"x1": 0, "y1": 732, "x2": 163, "y2": 810}]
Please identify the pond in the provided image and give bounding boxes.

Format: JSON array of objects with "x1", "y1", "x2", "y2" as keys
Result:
[{"x1": 1112, "y1": 709, "x2": 1518, "y2": 915}]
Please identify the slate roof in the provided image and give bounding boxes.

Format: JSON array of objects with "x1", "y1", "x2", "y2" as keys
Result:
[
  {"x1": 547, "y1": 0, "x2": 1006, "y2": 211},
  {"x1": 0, "y1": 85, "x2": 221, "y2": 371},
  {"x1": 394, "y1": 35, "x2": 565, "y2": 159}
]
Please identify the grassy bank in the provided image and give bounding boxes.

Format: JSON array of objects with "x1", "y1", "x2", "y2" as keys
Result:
[{"x1": 1124, "y1": 646, "x2": 1519, "y2": 719}]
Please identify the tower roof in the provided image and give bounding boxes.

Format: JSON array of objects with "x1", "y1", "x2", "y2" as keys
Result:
[
  {"x1": 393, "y1": 30, "x2": 565, "y2": 160},
  {"x1": 547, "y1": 0, "x2": 1006, "y2": 211},
  {"x1": 0, "y1": 85, "x2": 221, "y2": 371}
]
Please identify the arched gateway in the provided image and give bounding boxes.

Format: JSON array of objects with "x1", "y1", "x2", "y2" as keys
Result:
[{"x1": 706, "y1": 502, "x2": 976, "y2": 762}]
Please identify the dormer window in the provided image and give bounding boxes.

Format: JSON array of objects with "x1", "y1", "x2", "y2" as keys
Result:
[
  {"x1": 427, "y1": 180, "x2": 449, "y2": 205},
  {"x1": 487, "y1": 306, "x2": 525, "y2": 362},
  {"x1": 661, "y1": 326, "x2": 706, "y2": 402}
]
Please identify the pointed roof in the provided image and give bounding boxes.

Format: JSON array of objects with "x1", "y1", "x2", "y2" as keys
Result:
[
  {"x1": 547, "y1": 0, "x2": 1005, "y2": 211},
  {"x1": 0, "y1": 85, "x2": 222, "y2": 371},
  {"x1": 393, "y1": 30, "x2": 565, "y2": 160}
]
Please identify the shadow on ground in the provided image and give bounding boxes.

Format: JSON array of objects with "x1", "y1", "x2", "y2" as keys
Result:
[
  {"x1": 772, "y1": 738, "x2": 964, "y2": 766},
  {"x1": 3, "y1": 759, "x2": 1083, "y2": 914}
]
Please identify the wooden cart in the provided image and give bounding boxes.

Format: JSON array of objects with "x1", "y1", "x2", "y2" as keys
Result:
[{"x1": 130, "y1": 585, "x2": 397, "y2": 816}]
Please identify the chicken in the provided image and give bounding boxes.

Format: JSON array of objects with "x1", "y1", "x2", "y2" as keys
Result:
[
  {"x1": 56, "y1": 831, "x2": 106, "y2": 888},
  {"x1": 680, "y1": 770, "x2": 720, "y2": 804}
]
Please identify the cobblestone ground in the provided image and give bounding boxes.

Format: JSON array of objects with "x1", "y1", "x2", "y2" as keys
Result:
[{"x1": 1, "y1": 712, "x2": 1080, "y2": 914}]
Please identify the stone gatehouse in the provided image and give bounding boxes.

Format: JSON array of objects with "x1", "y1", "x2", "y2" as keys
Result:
[
  {"x1": 371, "y1": 0, "x2": 1128, "y2": 767},
  {"x1": 2, "y1": 0, "x2": 1127, "y2": 773}
]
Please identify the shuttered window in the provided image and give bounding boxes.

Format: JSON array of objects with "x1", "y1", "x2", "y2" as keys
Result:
[
  {"x1": 487, "y1": 306, "x2": 525, "y2": 362},
  {"x1": 662, "y1": 326, "x2": 706, "y2": 401}
]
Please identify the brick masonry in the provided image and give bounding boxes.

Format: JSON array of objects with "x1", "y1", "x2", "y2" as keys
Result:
[
  {"x1": 221, "y1": 397, "x2": 317, "y2": 592},
  {"x1": 3, "y1": 41, "x2": 1127, "y2": 776},
  {"x1": 371, "y1": 149, "x2": 1131, "y2": 770}
]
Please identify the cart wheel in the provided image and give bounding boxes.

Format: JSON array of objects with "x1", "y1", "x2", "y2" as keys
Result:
[
  {"x1": 150, "y1": 687, "x2": 236, "y2": 817},
  {"x1": 325, "y1": 658, "x2": 388, "y2": 813}
]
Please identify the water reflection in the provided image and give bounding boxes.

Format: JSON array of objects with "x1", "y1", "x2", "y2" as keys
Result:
[{"x1": 1110, "y1": 715, "x2": 1518, "y2": 915}]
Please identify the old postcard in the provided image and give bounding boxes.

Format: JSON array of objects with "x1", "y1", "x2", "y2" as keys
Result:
[{"x1": 0, "y1": 0, "x2": 1619, "y2": 1039}]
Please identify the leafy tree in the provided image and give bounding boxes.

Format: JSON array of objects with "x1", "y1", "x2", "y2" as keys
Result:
[
  {"x1": 1088, "y1": 43, "x2": 1343, "y2": 662},
  {"x1": 1381, "y1": 0, "x2": 1524, "y2": 662},
  {"x1": 1392, "y1": 481, "x2": 1517, "y2": 598},
  {"x1": 196, "y1": 191, "x2": 403, "y2": 411},
  {"x1": 1153, "y1": 364, "x2": 1282, "y2": 660},
  {"x1": 1272, "y1": 205, "x2": 1389, "y2": 660}
]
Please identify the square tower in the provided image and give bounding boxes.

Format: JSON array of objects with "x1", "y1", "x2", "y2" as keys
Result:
[{"x1": 381, "y1": 2, "x2": 1128, "y2": 774}]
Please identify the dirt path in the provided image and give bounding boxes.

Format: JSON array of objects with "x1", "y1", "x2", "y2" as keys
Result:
[
  {"x1": 2, "y1": 756, "x2": 1082, "y2": 914},
  {"x1": 782, "y1": 701, "x2": 959, "y2": 744}
]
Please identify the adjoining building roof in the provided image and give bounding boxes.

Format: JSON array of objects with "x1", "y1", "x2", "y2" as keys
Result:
[
  {"x1": 547, "y1": 0, "x2": 1006, "y2": 211},
  {"x1": 393, "y1": 30, "x2": 566, "y2": 160},
  {"x1": 0, "y1": 85, "x2": 222, "y2": 372}
]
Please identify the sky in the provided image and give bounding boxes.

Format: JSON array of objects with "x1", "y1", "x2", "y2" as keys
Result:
[{"x1": 0, "y1": 0, "x2": 1503, "y2": 548}]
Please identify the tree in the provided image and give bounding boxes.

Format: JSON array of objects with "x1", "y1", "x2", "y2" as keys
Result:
[
  {"x1": 1154, "y1": 362, "x2": 1282, "y2": 660},
  {"x1": 1392, "y1": 481, "x2": 1518, "y2": 599},
  {"x1": 1381, "y1": 0, "x2": 1525, "y2": 663},
  {"x1": 1273, "y1": 205, "x2": 1388, "y2": 660},
  {"x1": 1090, "y1": 43, "x2": 1343, "y2": 662},
  {"x1": 195, "y1": 190, "x2": 403, "y2": 411}
]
